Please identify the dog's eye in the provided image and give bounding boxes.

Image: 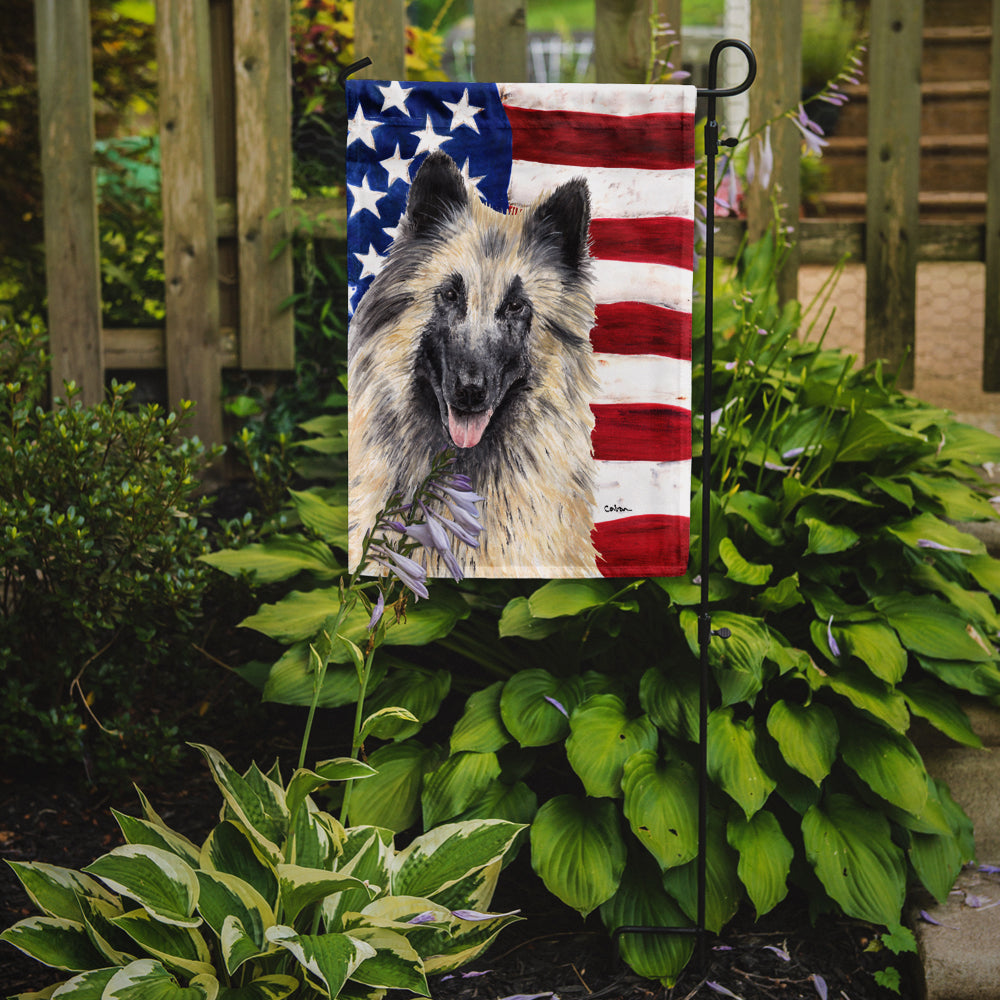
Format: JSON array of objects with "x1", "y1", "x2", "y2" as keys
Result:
[
  {"x1": 505, "y1": 297, "x2": 528, "y2": 317},
  {"x1": 439, "y1": 283, "x2": 462, "y2": 305}
]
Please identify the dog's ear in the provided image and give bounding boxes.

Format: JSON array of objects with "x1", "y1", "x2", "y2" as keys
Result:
[
  {"x1": 524, "y1": 178, "x2": 591, "y2": 272},
  {"x1": 404, "y1": 151, "x2": 469, "y2": 237}
]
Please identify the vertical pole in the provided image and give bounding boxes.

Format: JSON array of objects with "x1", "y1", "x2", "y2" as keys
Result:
[
  {"x1": 983, "y1": 0, "x2": 1000, "y2": 390},
  {"x1": 865, "y1": 0, "x2": 923, "y2": 389},
  {"x1": 354, "y1": 0, "x2": 406, "y2": 80},
  {"x1": 34, "y1": 0, "x2": 104, "y2": 405},
  {"x1": 474, "y1": 0, "x2": 527, "y2": 82},
  {"x1": 746, "y1": 0, "x2": 801, "y2": 305},
  {"x1": 157, "y1": 0, "x2": 223, "y2": 445}
]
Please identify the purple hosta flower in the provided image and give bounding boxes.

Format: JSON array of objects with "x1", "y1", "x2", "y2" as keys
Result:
[
  {"x1": 979, "y1": 864, "x2": 1000, "y2": 874},
  {"x1": 405, "y1": 507, "x2": 464, "y2": 581},
  {"x1": 791, "y1": 104, "x2": 829, "y2": 156},
  {"x1": 715, "y1": 157, "x2": 742, "y2": 216},
  {"x1": 747, "y1": 124, "x2": 774, "y2": 190},
  {"x1": 763, "y1": 944, "x2": 791, "y2": 962},
  {"x1": 544, "y1": 695, "x2": 569, "y2": 718},
  {"x1": 917, "y1": 538, "x2": 973, "y2": 555},
  {"x1": 919, "y1": 909, "x2": 958, "y2": 929},
  {"x1": 367, "y1": 589, "x2": 385, "y2": 631},
  {"x1": 407, "y1": 911, "x2": 438, "y2": 925},
  {"x1": 441, "y1": 970, "x2": 493, "y2": 982},
  {"x1": 369, "y1": 544, "x2": 429, "y2": 600},
  {"x1": 827, "y1": 615, "x2": 842, "y2": 657},
  {"x1": 451, "y1": 908, "x2": 521, "y2": 921},
  {"x1": 497, "y1": 994, "x2": 558, "y2": 1000},
  {"x1": 812, "y1": 973, "x2": 828, "y2": 1000},
  {"x1": 706, "y1": 983, "x2": 742, "y2": 999}
]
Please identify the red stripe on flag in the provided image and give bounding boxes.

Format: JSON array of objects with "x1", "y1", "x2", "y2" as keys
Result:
[
  {"x1": 591, "y1": 302, "x2": 691, "y2": 359},
  {"x1": 505, "y1": 106, "x2": 695, "y2": 171},
  {"x1": 592, "y1": 514, "x2": 690, "y2": 578},
  {"x1": 591, "y1": 404, "x2": 691, "y2": 462},
  {"x1": 589, "y1": 216, "x2": 694, "y2": 268}
]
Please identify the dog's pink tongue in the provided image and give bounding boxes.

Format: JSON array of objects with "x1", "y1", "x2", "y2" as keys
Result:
[{"x1": 448, "y1": 406, "x2": 493, "y2": 448}]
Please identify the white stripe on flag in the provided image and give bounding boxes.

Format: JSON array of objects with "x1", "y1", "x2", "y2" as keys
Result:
[
  {"x1": 500, "y1": 82, "x2": 697, "y2": 117},
  {"x1": 593, "y1": 259, "x2": 693, "y2": 313},
  {"x1": 594, "y1": 459, "x2": 692, "y2": 519},
  {"x1": 593, "y1": 354, "x2": 692, "y2": 408},
  {"x1": 509, "y1": 162, "x2": 695, "y2": 219}
]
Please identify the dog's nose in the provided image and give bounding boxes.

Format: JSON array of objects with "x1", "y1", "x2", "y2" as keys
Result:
[{"x1": 452, "y1": 368, "x2": 488, "y2": 411}]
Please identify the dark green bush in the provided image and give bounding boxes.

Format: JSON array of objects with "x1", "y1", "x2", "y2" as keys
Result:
[{"x1": 0, "y1": 316, "x2": 220, "y2": 783}]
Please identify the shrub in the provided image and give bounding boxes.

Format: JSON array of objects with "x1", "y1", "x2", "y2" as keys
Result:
[{"x1": 0, "y1": 316, "x2": 220, "y2": 783}]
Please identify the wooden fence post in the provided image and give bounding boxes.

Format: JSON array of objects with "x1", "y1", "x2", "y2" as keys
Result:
[
  {"x1": 34, "y1": 0, "x2": 104, "y2": 405},
  {"x1": 983, "y1": 0, "x2": 1000, "y2": 390},
  {"x1": 474, "y1": 0, "x2": 527, "y2": 82},
  {"x1": 157, "y1": 0, "x2": 223, "y2": 445},
  {"x1": 746, "y1": 0, "x2": 801, "y2": 306},
  {"x1": 233, "y1": 0, "x2": 294, "y2": 370},
  {"x1": 354, "y1": 0, "x2": 406, "y2": 79},
  {"x1": 864, "y1": 0, "x2": 923, "y2": 389},
  {"x1": 594, "y1": 0, "x2": 653, "y2": 84}
]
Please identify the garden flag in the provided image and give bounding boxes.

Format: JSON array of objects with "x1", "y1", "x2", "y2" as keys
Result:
[{"x1": 346, "y1": 80, "x2": 696, "y2": 579}]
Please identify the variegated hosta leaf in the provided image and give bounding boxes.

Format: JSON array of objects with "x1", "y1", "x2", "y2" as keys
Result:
[
  {"x1": 565, "y1": 695, "x2": 658, "y2": 799},
  {"x1": 4, "y1": 861, "x2": 118, "y2": 922},
  {"x1": 323, "y1": 829, "x2": 393, "y2": 931},
  {"x1": 276, "y1": 864, "x2": 376, "y2": 925},
  {"x1": 288, "y1": 801, "x2": 343, "y2": 870},
  {"x1": 265, "y1": 925, "x2": 375, "y2": 998},
  {"x1": 621, "y1": 751, "x2": 699, "y2": 871},
  {"x1": 102, "y1": 958, "x2": 218, "y2": 999},
  {"x1": 726, "y1": 810, "x2": 793, "y2": 917},
  {"x1": 45, "y1": 966, "x2": 118, "y2": 997},
  {"x1": 599, "y1": 854, "x2": 694, "y2": 987},
  {"x1": 423, "y1": 859, "x2": 501, "y2": 916},
  {"x1": 285, "y1": 760, "x2": 375, "y2": 823},
  {"x1": 802, "y1": 793, "x2": 906, "y2": 926},
  {"x1": 391, "y1": 820, "x2": 524, "y2": 901},
  {"x1": 77, "y1": 894, "x2": 136, "y2": 966},
  {"x1": 112, "y1": 810, "x2": 202, "y2": 868},
  {"x1": 765, "y1": 700, "x2": 838, "y2": 786},
  {"x1": 706, "y1": 707, "x2": 776, "y2": 819},
  {"x1": 200, "y1": 822, "x2": 278, "y2": 910},
  {"x1": 421, "y1": 751, "x2": 501, "y2": 829},
  {"x1": 195, "y1": 871, "x2": 274, "y2": 974},
  {"x1": 110, "y1": 908, "x2": 214, "y2": 979},
  {"x1": 190, "y1": 745, "x2": 287, "y2": 863},
  {"x1": 529, "y1": 795, "x2": 626, "y2": 917},
  {"x1": 420, "y1": 907, "x2": 523, "y2": 975},
  {"x1": 0, "y1": 916, "x2": 107, "y2": 972},
  {"x1": 214, "y1": 974, "x2": 299, "y2": 1000},
  {"x1": 450, "y1": 681, "x2": 511, "y2": 754},
  {"x1": 83, "y1": 845, "x2": 200, "y2": 928},
  {"x1": 345, "y1": 926, "x2": 429, "y2": 995}
]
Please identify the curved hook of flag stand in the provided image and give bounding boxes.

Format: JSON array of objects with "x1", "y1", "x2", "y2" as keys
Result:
[
  {"x1": 612, "y1": 38, "x2": 756, "y2": 973},
  {"x1": 339, "y1": 40, "x2": 758, "y2": 975}
]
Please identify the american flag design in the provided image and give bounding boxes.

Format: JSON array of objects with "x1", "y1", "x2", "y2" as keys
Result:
[{"x1": 346, "y1": 81, "x2": 695, "y2": 578}]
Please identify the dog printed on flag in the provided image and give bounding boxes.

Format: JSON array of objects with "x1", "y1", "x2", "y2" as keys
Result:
[{"x1": 346, "y1": 81, "x2": 696, "y2": 579}]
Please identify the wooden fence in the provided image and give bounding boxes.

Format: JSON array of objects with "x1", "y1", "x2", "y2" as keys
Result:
[{"x1": 33, "y1": 0, "x2": 1000, "y2": 445}]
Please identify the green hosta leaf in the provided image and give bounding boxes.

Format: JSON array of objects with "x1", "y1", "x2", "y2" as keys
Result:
[
  {"x1": 83, "y1": 846, "x2": 200, "y2": 928},
  {"x1": 916, "y1": 655, "x2": 1000, "y2": 697},
  {"x1": 265, "y1": 926, "x2": 375, "y2": 997},
  {"x1": 261, "y1": 643, "x2": 387, "y2": 709},
  {"x1": 803, "y1": 517, "x2": 859, "y2": 556},
  {"x1": 4, "y1": 862, "x2": 118, "y2": 923},
  {"x1": 909, "y1": 800, "x2": 967, "y2": 906},
  {"x1": 565, "y1": 695, "x2": 658, "y2": 798},
  {"x1": 839, "y1": 718, "x2": 929, "y2": 816},
  {"x1": 200, "y1": 822, "x2": 278, "y2": 910},
  {"x1": 901, "y1": 680, "x2": 982, "y2": 748},
  {"x1": 802, "y1": 793, "x2": 906, "y2": 926},
  {"x1": 807, "y1": 660, "x2": 910, "y2": 732},
  {"x1": 112, "y1": 812, "x2": 201, "y2": 868},
  {"x1": 718, "y1": 537, "x2": 772, "y2": 586},
  {"x1": 835, "y1": 410, "x2": 927, "y2": 463},
  {"x1": 680, "y1": 610, "x2": 770, "y2": 706},
  {"x1": 346, "y1": 926, "x2": 428, "y2": 994},
  {"x1": 653, "y1": 573, "x2": 737, "y2": 606},
  {"x1": 600, "y1": 853, "x2": 694, "y2": 987},
  {"x1": 911, "y1": 562, "x2": 1000, "y2": 632},
  {"x1": 527, "y1": 578, "x2": 617, "y2": 618},
  {"x1": 639, "y1": 664, "x2": 699, "y2": 742},
  {"x1": 497, "y1": 596, "x2": 564, "y2": 639},
  {"x1": 288, "y1": 488, "x2": 348, "y2": 545},
  {"x1": 724, "y1": 490, "x2": 784, "y2": 545},
  {"x1": 727, "y1": 811, "x2": 793, "y2": 918},
  {"x1": 285, "y1": 759, "x2": 376, "y2": 822},
  {"x1": 347, "y1": 740, "x2": 441, "y2": 832},
  {"x1": 765, "y1": 701, "x2": 838, "y2": 786},
  {"x1": 360, "y1": 706, "x2": 421, "y2": 742},
  {"x1": 530, "y1": 796, "x2": 627, "y2": 917},
  {"x1": 111, "y1": 908, "x2": 214, "y2": 978},
  {"x1": 450, "y1": 682, "x2": 511, "y2": 754},
  {"x1": 707, "y1": 708, "x2": 776, "y2": 818},
  {"x1": 195, "y1": 871, "x2": 273, "y2": 974},
  {"x1": 277, "y1": 865, "x2": 374, "y2": 925},
  {"x1": 967, "y1": 553, "x2": 1000, "y2": 597},
  {"x1": 874, "y1": 594, "x2": 995, "y2": 662},
  {"x1": 755, "y1": 573, "x2": 804, "y2": 614},
  {"x1": 621, "y1": 751, "x2": 698, "y2": 870},
  {"x1": 886, "y1": 512, "x2": 985, "y2": 556},
  {"x1": 499, "y1": 670, "x2": 584, "y2": 747},
  {"x1": 362, "y1": 667, "x2": 451, "y2": 740},
  {"x1": 453, "y1": 779, "x2": 538, "y2": 827},
  {"x1": 421, "y1": 751, "x2": 502, "y2": 828},
  {"x1": 0, "y1": 916, "x2": 107, "y2": 971},
  {"x1": 908, "y1": 472, "x2": 999, "y2": 521},
  {"x1": 393, "y1": 820, "x2": 524, "y2": 900},
  {"x1": 103, "y1": 959, "x2": 218, "y2": 999},
  {"x1": 661, "y1": 810, "x2": 741, "y2": 933},
  {"x1": 200, "y1": 535, "x2": 341, "y2": 584},
  {"x1": 866, "y1": 474, "x2": 914, "y2": 509},
  {"x1": 190, "y1": 746, "x2": 287, "y2": 862},
  {"x1": 835, "y1": 621, "x2": 907, "y2": 684},
  {"x1": 935, "y1": 421, "x2": 1000, "y2": 464},
  {"x1": 216, "y1": 975, "x2": 299, "y2": 1000}
]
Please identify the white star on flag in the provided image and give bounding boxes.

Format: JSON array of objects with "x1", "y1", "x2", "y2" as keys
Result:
[
  {"x1": 380, "y1": 144, "x2": 414, "y2": 187},
  {"x1": 355, "y1": 244, "x2": 386, "y2": 280},
  {"x1": 443, "y1": 89, "x2": 484, "y2": 133},
  {"x1": 347, "y1": 104, "x2": 379, "y2": 149},
  {"x1": 411, "y1": 115, "x2": 451, "y2": 155},
  {"x1": 347, "y1": 175, "x2": 387, "y2": 218},
  {"x1": 378, "y1": 80, "x2": 410, "y2": 114},
  {"x1": 457, "y1": 158, "x2": 487, "y2": 195}
]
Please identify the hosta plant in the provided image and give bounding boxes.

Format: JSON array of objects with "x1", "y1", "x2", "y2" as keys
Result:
[{"x1": 1, "y1": 744, "x2": 523, "y2": 999}]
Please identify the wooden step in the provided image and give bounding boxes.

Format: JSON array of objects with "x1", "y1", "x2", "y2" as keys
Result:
[
  {"x1": 922, "y1": 0, "x2": 992, "y2": 28},
  {"x1": 922, "y1": 25, "x2": 993, "y2": 83},
  {"x1": 813, "y1": 190, "x2": 987, "y2": 222}
]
